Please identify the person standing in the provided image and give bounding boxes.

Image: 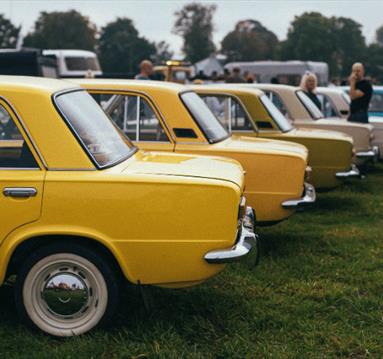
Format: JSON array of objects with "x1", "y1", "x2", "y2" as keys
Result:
[
  {"x1": 348, "y1": 62, "x2": 372, "y2": 123},
  {"x1": 135, "y1": 60, "x2": 153, "y2": 80},
  {"x1": 299, "y1": 72, "x2": 321, "y2": 110},
  {"x1": 225, "y1": 67, "x2": 246, "y2": 83}
]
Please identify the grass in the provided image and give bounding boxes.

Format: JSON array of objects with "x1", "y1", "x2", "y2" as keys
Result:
[{"x1": 1, "y1": 164, "x2": 383, "y2": 358}]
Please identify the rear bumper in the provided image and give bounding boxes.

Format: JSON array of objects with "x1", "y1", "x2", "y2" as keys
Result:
[
  {"x1": 204, "y1": 207, "x2": 259, "y2": 264},
  {"x1": 336, "y1": 164, "x2": 361, "y2": 179},
  {"x1": 356, "y1": 146, "x2": 379, "y2": 162},
  {"x1": 281, "y1": 182, "x2": 316, "y2": 208}
]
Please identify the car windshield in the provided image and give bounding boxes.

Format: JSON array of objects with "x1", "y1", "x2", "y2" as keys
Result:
[
  {"x1": 55, "y1": 90, "x2": 136, "y2": 168},
  {"x1": 65, "y1": 57, "x2": 101, "y2": 71},
  {"x1": 259, "y1": 94, "x2": 293, "y2": 132},
  {"x1": 296, "y1": 90, "x2": 324, "y2": 120},
  {"x1": 370, "y1": 92, "x2": 383, "y2": 112},
  {"x1": 180, "y1": 92, "x2": 229, "y2": 143}
]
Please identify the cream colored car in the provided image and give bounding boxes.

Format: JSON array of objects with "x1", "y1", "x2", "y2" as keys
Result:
[
  {"x1": 316, "y1": 86, "x2": 383, "y2": 159},
  {"x1": 252, "y1": 84, "x2": 378, "y2": 165}
]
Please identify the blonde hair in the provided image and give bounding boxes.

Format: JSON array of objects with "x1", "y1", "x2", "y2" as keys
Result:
[{"x1": 300, "y1": 72, "x2": 318, "y2": 93}]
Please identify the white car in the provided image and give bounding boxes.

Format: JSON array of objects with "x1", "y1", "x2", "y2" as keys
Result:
[
  {"x1": 251, "y1": 84, "x2": 379, "y2": 165},
  {"x1": 316, "y1": 86, "x2": 383, "y2": 159}
]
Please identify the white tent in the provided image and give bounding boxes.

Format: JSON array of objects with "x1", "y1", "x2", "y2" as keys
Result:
[{"x1": 193, "y1": 56, "x2": 223, "y2": 77}]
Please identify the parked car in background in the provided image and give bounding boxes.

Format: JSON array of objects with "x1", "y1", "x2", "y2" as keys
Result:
[
  {"x1": 369, "y1": 86, "x2": 383, "y2": 117},
  {"x1": 224, "y1": 61, "x2": 329, "y2": 85},
  {"x1": 73, "y1": 79, "x2": 315, "y2": 225},
  {"x1": 317, "y1": 87, "x2": 383, "y2": 159},
  {"x1": 253, "y1": 84, "x2": 378, "y2": 165},
  {"x1": 0, "y1": 76, "x2": 258, "y2": 336},
  {"x1": 191, "y1": 84, "x2": 358, "y2": 189},
  {"x1": 153, "y1": 60, "x2": 191, "y2": 83},
  {"x1": 0, "y1": 48, "x2": 58, "y2": 78},
  {"x1": 43, "y1": 49, "x2": 102, "y2": 78}
]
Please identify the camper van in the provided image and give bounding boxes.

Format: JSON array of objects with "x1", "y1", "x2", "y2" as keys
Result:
[
  {"x1": 43, "y1": 49, "x2": 102, "y2": 78},
  {"x1": 224, "y1": 61, "x2": 329, "y2": 86}
]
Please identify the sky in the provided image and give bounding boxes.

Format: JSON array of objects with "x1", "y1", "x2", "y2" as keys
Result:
[{"x1": 2, "y1": 0, "x2": 383, "y2": 56}]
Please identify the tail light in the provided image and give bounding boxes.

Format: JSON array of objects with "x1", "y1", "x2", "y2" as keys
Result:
[
  {"x1": 238, "y1": 196, "x2": 246, "y2": 222},
  {"x1": 305, "y1": 166, "x2": 312, "y2": 181}
]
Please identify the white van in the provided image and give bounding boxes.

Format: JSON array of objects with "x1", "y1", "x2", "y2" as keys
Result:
[{"x1": 43, "y1": 49, "x2": 102, "y2": 78}]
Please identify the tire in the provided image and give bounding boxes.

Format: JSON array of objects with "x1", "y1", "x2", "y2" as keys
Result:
[{"x1": 14, "y1": 242, "x2": 119, "y2": 337}]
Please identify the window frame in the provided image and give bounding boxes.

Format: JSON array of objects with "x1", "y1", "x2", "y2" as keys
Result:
[
  {"x1": 198, "y1": 92, "x2": 257, "y2": 134},
  {"x1": 316, "y1": 93, "x2": 338, "y2": 118},
  {"x1": 52, "y1": 88, "x2": 138, "y2": 170},
  {"x1": 89, "y1": 89, "x2": 175, "y2": 144},
  {"x1": 0, "y1": 96, "x2": 44, "y2": 171}
]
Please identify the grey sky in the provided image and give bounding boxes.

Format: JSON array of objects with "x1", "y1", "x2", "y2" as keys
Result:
[{"x1": 2, "y1": 0, "x2": 383, "y2": 56}]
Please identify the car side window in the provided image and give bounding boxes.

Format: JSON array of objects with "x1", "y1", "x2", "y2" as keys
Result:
[
  {"x1": 201, "y1": 95, "x2": 253, "y2": 132},
  {"x1": 0, "y1": 104, "x2": 38, "y2": 168},
  {"x1": 267, "y1": 91, "x2": 289, "y2": 119},
  {"x1": 317, "y1": 94, "x2": 337, "y2": 118},
  {"x1": 93, "y1": 94, "x2": 169, "y2": 142}
]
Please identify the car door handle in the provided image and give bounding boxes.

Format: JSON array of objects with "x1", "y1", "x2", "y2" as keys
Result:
[{"x1": 3, "y1": 187, "x2": 37, "y2": 198}]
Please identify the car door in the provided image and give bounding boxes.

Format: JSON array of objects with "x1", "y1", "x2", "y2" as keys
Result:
[
  {"x1": 91, "y1": 92, "x2": 175, "y2": 152},
  {"x1": 0, "y1": 100, "x2": 44, "y2": 242}
]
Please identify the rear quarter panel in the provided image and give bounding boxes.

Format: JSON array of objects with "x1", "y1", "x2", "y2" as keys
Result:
[
  {"x1": 0, "y1": 170, "x2": 241, "y2": 287},
  {"x1": 174, "y1": 143, "x2": 306, "y2": 223}
]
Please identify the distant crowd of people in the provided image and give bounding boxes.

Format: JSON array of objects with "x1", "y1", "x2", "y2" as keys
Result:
[{"x1": 134, "y1": 59, "x2": 373, "y2": 124}]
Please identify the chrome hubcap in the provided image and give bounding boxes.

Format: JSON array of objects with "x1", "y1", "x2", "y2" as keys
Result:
[{"x1": 42, "y1": 272, "x2": 89, "y2": 317}]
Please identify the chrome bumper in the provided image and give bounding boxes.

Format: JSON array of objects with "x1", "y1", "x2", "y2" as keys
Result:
[
  {"x1": 336, "y1": 164, "x2": 361, "y2": 179},
  {"x1": 204, "y1": 207, "x2": 259, "y2": 264},
  {"x1": 281, "y1": 182, "x2": 316, "y2": 208},
  {"x1": 356, "y1": 146, "x2": 379, "y2": 161}
]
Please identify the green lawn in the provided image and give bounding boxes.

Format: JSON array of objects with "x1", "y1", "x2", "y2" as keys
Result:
[{"x1": 1, "y1": 164, "x2": 382, "y2": 358}]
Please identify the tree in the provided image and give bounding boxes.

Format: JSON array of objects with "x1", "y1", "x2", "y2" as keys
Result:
[
  {"x1": 0, "y1": 14, "x2": 20, "y2": 48},
  {"x1": 153, "y1": 41, "x2": 174, "y2": 63},
  {"x1": 23, "y1": 10, "x2": 96, "y2": 50},
  {"x1": 221, "y1": 19, "x2": 278, "y2": 62},
  {"x1": 281, "y1": 12, "x2": 366, "y2": 77},
  {"x1": 331, "y1": 17, "x2": 366, "y2": 77},
  {"x1": 281, "y1": 12, "x2": 336, "y2": 70},
  {"x1": 98, "y1": 18, "x2": 156, "y2": 74},
  {"x1": 173, "y1": 3, "x2": 216, "y2": 63},
  {"x1": 365, "y1": 44, "x2": 383, "y2": 82},
  {"x1": 376, "y1": 25, "x2": 383, "y2": 46}
]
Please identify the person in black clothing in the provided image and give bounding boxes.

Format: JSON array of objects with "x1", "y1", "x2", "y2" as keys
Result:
[
  {"x1": 299, "y1": 72, "x2": 321, "y2": 110},
  {"x1": 348, "y1": 62, "x2": 372, "y2": 123}
]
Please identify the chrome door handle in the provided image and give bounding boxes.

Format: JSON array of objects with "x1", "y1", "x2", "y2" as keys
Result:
[{"x1": 3, "y1": 187, "x2": 37, "y2": 198}]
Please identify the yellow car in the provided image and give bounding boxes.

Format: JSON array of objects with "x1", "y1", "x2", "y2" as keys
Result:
[
  {"x1": 191, "y1": 84, "x2": 359, "y2": 189},
  {"x1": 0, "y1": 76, "x2": 258, "y2": 336},
  {"x1": 73, "y1": 79, "x2": 316, "y2": 225}
]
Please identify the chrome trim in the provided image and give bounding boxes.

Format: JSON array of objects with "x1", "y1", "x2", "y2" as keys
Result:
[
  {"x1": 281, "y1": 182, "x2": 316, "y2": 208},
  {"x1": 3, "y1": 187, "x2": 37, "y2": 197},
  {"x1": 356, "y1": 146, "x2": 379, "y2": 160},
  {"x1": 204, "y1": 206, "x2": 259, "y2": 264},
  {"x1": 336, "y1": 164, "x2": 361, "y2": 179}
]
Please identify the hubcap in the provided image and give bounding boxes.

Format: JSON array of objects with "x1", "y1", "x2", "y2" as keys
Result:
[{"x1": 42, "y1": 272, "x2": 89, "y2": 317}]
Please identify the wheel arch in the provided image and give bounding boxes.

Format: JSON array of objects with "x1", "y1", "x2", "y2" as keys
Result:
[{"x1": 3, "y1": 233, "x2": 131, "y2": 284}]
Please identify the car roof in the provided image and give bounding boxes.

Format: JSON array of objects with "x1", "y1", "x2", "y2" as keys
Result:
[
  {"x1": 250, "y1": 83, "x2": 295, "y2": 92},
  {"x1": 189, "y1": 84, "x2": 265, "y2": 97},
  {"x1": 0, "y1": 75, "x2": 78, "y2": 95},
  {"x1": 70, "y1": 78, "x2": 187, "y2": 94},
  {"x1": 317, "y1": 86, "x2": 344, "y2": 95}
]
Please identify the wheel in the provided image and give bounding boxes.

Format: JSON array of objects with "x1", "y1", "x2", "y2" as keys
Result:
[{"x1": 14, "y1": 242, "x2": 119, "y2": 337}]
